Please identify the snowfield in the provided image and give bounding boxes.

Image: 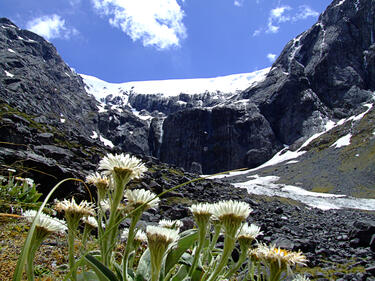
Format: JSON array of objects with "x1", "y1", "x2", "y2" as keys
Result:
[{"x1": 80, "y1": 68, "x2": 270, "y2": 102}]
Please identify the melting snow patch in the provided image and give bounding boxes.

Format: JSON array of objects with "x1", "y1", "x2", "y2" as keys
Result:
[
  {"x1": 97, "y1": 103, "x2": 107, "y2": 113},
  {"x1": 99, "y1": 135, "x2": 114, "y2": 148},
  {"x1": 233, "y1": 175, "x2": 375, "y2": 211},
  {"x1": 4, "y1": 70, "x2": 14, "y2": 77},
  {"x1": 7, "y1": 48, "x2": 15, "y2": 53},
  {"x1": 335, "y1": 0, "x2": 346, "y2": 7},
  {"x1": 331, "y1": 133, "x2": 352, "y2": 148},
  {"x1": 91, "y1": 131, "x2": 98, "y2": 139},
  {"x1": 60, "y1": 118, "x2": 66, "y2": 123}
]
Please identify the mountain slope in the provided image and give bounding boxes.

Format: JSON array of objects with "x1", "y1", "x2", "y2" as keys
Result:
[{"x1": 81, "y1": 0, "x2": 375, "y2": 175}]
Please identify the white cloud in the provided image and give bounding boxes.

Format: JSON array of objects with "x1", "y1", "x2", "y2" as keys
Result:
[
  {"x1": 234, "y1": 0, "x2": 244, "y2": 7},
  {"x1": 266, "y1": 5, "x2": 291, "y2": 33},
  {"x1": 26, "y1": 14, "x2": 78, "y2": 40},
  {"x1": 293, "y1": 5, "x2": 319, "y2": 21},
  {"x1": 92, "y1": 0, "x2": 187, "y2": 50},
  {"x1": 267, "y1": 53, "x2": 277, "y2": 62},
  {"x1": 252, "y1": 28, "x2": 262, "y2": 36},
  {"x1": 255, "y1": 4, "x2": 319, "y2": 35}
]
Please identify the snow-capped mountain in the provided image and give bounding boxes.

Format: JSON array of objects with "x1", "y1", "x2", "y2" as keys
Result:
[
  {"x1": 80, "y1": 68, "x2": 270, "y2": 118},
  {"x1": 81, "y1": 68, "x2": 270, "y2": 100}
]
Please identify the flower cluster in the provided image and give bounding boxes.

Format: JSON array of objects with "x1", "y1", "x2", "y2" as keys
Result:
[
  {"x1": 23, "y1": 210, "x2": 67, "y2": 234},
  {"x1": 99, "y1": 153, "x2": 147, "y2": 180}
]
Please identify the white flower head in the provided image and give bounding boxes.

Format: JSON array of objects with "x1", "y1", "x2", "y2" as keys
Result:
[
  {"x1": 55, "y1": 197, "x2": 96, "y2": 217},
  {"x1": 158, "y1": 219, "x2": 183, "y2": 231},
  {"x1": 86, "y1": 172, "x2": 110, "y2": 189},
  {"x1": 125, "y1": 189, "x2": 160, "y2": 209},
  {"x1": 82, "y1": 216, "x2": 98, "y2": 228},
  {"x1": 189, "y1": 203, "x2": 214, "y2": 216},
  {"x1": 292, "y1": 274, "x2": 310, "y2": 281},
  {"x1": 99, "y1": 199, "x2": 111, "y2": 212},
  {"x1": 134, "y1": 229, "x2": 147, "y2": 243},
  {"x1": 23, "y1": 209, "x2": 67, "y2": 233},
  {"x1": 146, "y1": 225, "x2": 179, "y2": 245},
  {"x1": 237, "y1": 223, "x2": 262, "y2": 240},
  {"x1": 250, "y1": 243, "x2": 307, "y2": 274},
  {"x1": 213, "y1": 200, "x2": 252, "y2": 221},
  {"x1": 99, "y1": 153, "x2": 147, "y2": 180}
]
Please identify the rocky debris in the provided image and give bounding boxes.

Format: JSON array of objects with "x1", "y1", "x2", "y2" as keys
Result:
[{"x1": 118, "y1": 159, "x2": 375, "y2": 280}]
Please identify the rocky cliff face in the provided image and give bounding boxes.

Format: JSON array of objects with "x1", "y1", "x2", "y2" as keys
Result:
[
  {"x1": 158, "y1": 0, "x2": 375, "y2": 173},
  {"x1": 0, "y1": 18, "x2": 110, "y2": 195},
  {"x1": 1, "y1": 0, "x2": 375, "y2": 178}
]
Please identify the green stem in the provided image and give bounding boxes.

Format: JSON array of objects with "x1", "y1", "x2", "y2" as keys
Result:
[
  {"x1": 225, "y1": 246, "x2": 247, "y2": 278},
  {"x1": 189, "y1": 225, "x2": 207, "y2": 276},
  {"x1": 68, "y1": 228, "x2": 77, "y2": 281},
  {"x1": 204, "y1": 223, "x2": 221, "y2": 264},
  {"x1": 122, "y1": 210, "x2": 142, "y2": 281},
  {"x1": 206, "y1": 234, "x2": 236, "y2": 281}
]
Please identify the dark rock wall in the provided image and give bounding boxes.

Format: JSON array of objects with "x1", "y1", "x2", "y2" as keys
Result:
[{"x1": 160, "y1": 105, "x2": 281, "y2": 174}]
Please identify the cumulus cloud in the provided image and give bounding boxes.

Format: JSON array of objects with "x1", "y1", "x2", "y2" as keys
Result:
[
  {"x1": 92, "y1": 0, "x2": 187, "y2": 50},
  {"x1": 294, "y1": 5, "x2": 319, "y2": 20},
  {"x1": 267, "y1": 53, "x2": 277, "y2": 62},
  {"x1": 266, "y1": 5, "x2": 291, "y2": 33},
  {"x1": 26, "y1": 14, "x2": 78, "y2": 40},
  {"x1": 234, "y1": 0, "x2": 244, "y2": 7},
  {"x1": 254, "y1": 4, "x2": 319, "y2": 36}
]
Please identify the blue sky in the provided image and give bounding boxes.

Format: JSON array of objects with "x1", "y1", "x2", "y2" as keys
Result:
[{"x1": 1, "y1": 0, "x2": 331, "y2": 83}]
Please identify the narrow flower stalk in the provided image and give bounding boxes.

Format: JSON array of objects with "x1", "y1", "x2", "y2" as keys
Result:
[
  {"x1": 122, "y1": 189, "x2": 159, "y2": 280},
  {"x1": 188, "y1": 203, "x2": 214, "y2": 275},
  {"x1": 55, "y1": 198, "x2": 95, "y2": 281},
  {"x1": 98, "y1": 153, "x2": 147, "y2": 266},
  {"x1": 81, "y1": 216, "x2": 98, "y2": 252},
  {"x1": 226, "y1": 223, "x2": 262, "y2": 278},
  {"x1": 23, "y1": 210, "x2": 66, "y2": 281},
  {"x1": 146, "y1": 225, "x2": 179, "y2": 281},
  {"x1": 206, "y1": 200, "x2": 252, "y2": 281}
]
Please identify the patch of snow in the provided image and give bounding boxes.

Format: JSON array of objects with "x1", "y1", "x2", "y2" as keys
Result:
[
  {"x1": 334, "y1": 0, "x2": 346, "y2": 7},
  {"x1": 285, "y1": 160, "x2": 299, "y2": 164},
  {"x1": 7, "y1": 48, "x2": 15, "y2": 53},
  {"x1": 97, "y1": 103, "x2": 107, "y2": 113},
  {"x1": 60, "y1": 118, "x2": 66, "y2": 123},
  {"x1": 234, "y1": 175, "x2": 375, "y2": 211},
  {"x1": 80, "y1": 68, "x2": 270, "y2": 102},
  {"x1": 132, "y1": 109, "x2": 152, "y2": 121},
  {"x1": 65, "y1": 72, "x2": 71, "y2": 78},
  {"x1": 331, "y1": 133, "x2": 352, "y2": 148},
  {"x1": 351, "y1": 103, "x2": 373, "y2": 121},
  {"x1": 91, "y1": 131, "x2": 98, "y2": 139},
  {"x1": 4, "y1": 70, "x2": 14, "y2": 77},
  {"x1": 99, "y1": 135, "x2": 114, "y2": 148}
]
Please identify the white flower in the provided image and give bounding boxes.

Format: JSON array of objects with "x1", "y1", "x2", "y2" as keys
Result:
[
  {"x1": 82, "y1": 216, "x2": 98, "y2": 228},
  {"x1": 125, "y1": 189, "x2": 160, "y2": 209},
  {"x1": 213, "y1": 200, "x2": 252, "y2": 221},
  {"x1": 121, "y1": 228, "x2": 129, "y2": 240},
  {"x1": 99, "y1": 153, "x2": 147, "y2": 180},
  {"x1": 158, "y1": 219, "x2": 183, "y2": 230},
  {"x1": 55, "y1": 197, "x2": 96, "y2": 217},
  {"x1": 86, "y1": 172, "x2": 110, "y2": 189},
  {"x1": 146, "y1": 225, "x2": 179, "y2": 245},
  {"x1": 99, "y1": 199, "x2": 111, "y2": 212},
  {"x1": 250, "y1": 244, "x2": 307, "y2": 274},
  {"x1": 237, "y1": 223, "x2": 262, "y2": 240},
  {"x1": 292, "y1": 274, "x2": 310, "y2": 281},
  {"x1": 23, "y1": 210, "x2": 67, "y2": 233},
  {"x1": 189, "y1": 203, "x2": 214, "y2": 216},
  {"x1": 135, "y1": 229, "x2": 147, "y2": 243}
]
